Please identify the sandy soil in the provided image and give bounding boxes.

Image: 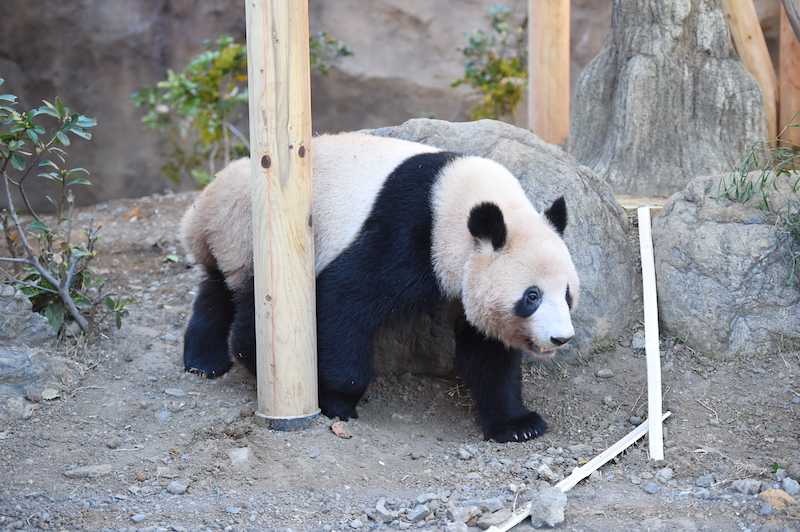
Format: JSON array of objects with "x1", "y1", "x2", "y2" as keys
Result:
[{"x1": 2, "y1": 190, "x2": 800, "y2": 532}]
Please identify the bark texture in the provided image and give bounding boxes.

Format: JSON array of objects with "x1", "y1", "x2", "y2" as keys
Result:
[{"x1": 569, "y1": 0, "x2": 767, "y2": 197}]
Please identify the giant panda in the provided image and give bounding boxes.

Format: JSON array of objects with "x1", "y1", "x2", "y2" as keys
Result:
[{"x1": 181, "y1": 132, "x2": 579, "y2": 443}]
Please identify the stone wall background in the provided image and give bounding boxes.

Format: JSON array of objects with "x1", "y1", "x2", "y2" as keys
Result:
[{"x1": 0, "y1": 0, "x2": 781, "y2": 209}]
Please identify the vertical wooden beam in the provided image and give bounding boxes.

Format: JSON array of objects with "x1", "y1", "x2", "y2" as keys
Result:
[
  {"x1": 246, "y1": 0, "x2": 319, "y2": 429},
  {"x1": 721, "y1": 0, "x2": 779, "y2": 140},
  {"x1": 528, "y1": 0, "x2": 570, "y2": 145},
  {"x1": 779, "y1": 3, "x2": 800, "y2": 146}
]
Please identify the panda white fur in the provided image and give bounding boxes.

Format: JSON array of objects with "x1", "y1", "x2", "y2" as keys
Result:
[{"x1": 181, "y1": 132, "x2": 579, "y2": 442}]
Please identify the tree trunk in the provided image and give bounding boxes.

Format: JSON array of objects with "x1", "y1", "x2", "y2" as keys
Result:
[{"x1": 569, "y1": 0, "x2": 767, "y2": 198}]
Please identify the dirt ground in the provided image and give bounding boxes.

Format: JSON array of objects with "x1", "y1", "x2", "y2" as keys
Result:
[{"x1": 2, "y1": 190, "x2": 800, "y2": 532}]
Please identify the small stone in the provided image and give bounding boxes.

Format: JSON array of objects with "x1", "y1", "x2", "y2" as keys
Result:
[
  {"x1": 792, "y1": 397, "x2": 800, "y2": 404},
  {"x1": 696, "y1": 474, "x2": 714, "y2": 488},
  {"x1": 731, "y1": 479, "x2": 761, "y2": 495},
  {"x1": 131, "y1": 514, "x2": 147, "y2": 522},
  {"x1": 476, "y1": 508, "x2": 512, "y2": 529},
  {"x1": 166, "y1": 481, "x2": 187, "y2": 495},
  {"x1": 596, "y1": 368, "x2": 614, "y2": 378},
  {"x1": 447, "y1": 505, "x2": 480, "y2": 523},
  {"x1": 458, "y1": 448, "x2": 473, "y2": 460},
  {"x1": 375, "y1": 498, "x2": 394, "y2": 522},
  {"x1": 228, "y1": 447, "x2": 250, "y2": 464},
  {"x1": 782, "y1": 477, "x2": 800, "y2": 497},
  {"x1": 643, "y1": 483, "x2": 661, "y2": 494},
  {"x1": 349, "y1": 518, "x2": 363, "y2": 528},
  {"x1": 603, "y1": 396, "x2": 616, "y2": 407},
  {"x1": 154, "y1": 411, "x2": 171, "y2": 420},
  {"x1": 106, "y1": 437, "x2": 123, "y2": 449},
  {"x1": 662, "y1": 361, "x2": 674, "y2": 372},
  {"x1": 415, "y1": 493, "x2": 436, "y2": 505},
  {"x1": 629, "y1": 416, "x2": 643, "y2": 425},
  {"x1": 445, "y1": 522, "x2": 468, "y2": 532},
  {"x1": 656, "y1": 467, "x2": 674, "y2": 483},
  {"x1": 760, "y1": 502, "x2": 774, "y2": 515},
  {"x1": 478, "y1": 498, "x2": 504, "y2": 513},
  {"x1": 464, "y1": 472, "x2": 482, "y2": 480},
  {"x1": 529, "y1": 487, "x2": 567, "y2": 528},
  {"x1": 165, "y1": 388, "x2": 186, "y2": 397},
  {"x1": 226, "y1": 506, "x2": 242, "y2": 514},
  {"x1": 406, "y1": 505, "x2": 430, "y2": 523},
  {"x1": 631, "y1": 330, "x2": 646, "y2": 349}
]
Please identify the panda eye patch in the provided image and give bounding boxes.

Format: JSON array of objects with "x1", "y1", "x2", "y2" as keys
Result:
[{"x1": 514, "y1": 286, "x2": 542, "y2": 318}]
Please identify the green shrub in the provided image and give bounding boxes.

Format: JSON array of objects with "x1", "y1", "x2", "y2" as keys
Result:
[
  {"x1": 0, "y1": 78, "x2": 128, "y2": 336},
  {"x1": 133, "y1": 33, "x2": 352, "y2": 187},
  {"x1": 452, "y1": 4, "x2": 527, "y2": 121}
]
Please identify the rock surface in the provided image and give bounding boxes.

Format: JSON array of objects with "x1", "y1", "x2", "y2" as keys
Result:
[
  {"x1": 569, "y1": 0, "x2": 767, "y2": 197},
  {"x1": 366, "y1": 118, "x2": 635, "y2": 371},
  {"x1": 653, "y1": 172, "x2": 800, "y2": 357}
]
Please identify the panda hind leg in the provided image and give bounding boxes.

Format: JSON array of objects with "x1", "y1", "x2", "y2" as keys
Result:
[
  {"x1": 454, "y1": 317, "x2": 547, "y2": 443},
  {"x1": 184, "y1": 268, "x2": 235, "y2": 377},
  {"x1": 228, "y1": 276, "x2": 257, "y2": 375}
]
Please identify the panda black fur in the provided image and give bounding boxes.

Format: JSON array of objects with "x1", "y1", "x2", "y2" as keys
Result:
[{"x1": 181, "y1": 132, "x2": 579, "y2": 443}]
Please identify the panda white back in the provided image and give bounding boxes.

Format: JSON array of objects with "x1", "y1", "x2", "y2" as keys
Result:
[{"x1": 311, "y1": 133, "x2": 439, "y2": 272}]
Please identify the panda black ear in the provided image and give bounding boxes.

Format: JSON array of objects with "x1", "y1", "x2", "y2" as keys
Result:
[
  {"x1": 544, "y1": 196, "x2": 568, "y2": 236},
  {"x1": 468, "y1": 202, "x2": 507, "y2": 251}
]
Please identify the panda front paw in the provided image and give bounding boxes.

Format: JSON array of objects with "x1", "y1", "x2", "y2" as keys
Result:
[
  {"x1": 319, "y1": 393, "x2": 359, "y2": 422},
  {"x1": 485, "y1": 411, "x2": 548, "y2": 443}
]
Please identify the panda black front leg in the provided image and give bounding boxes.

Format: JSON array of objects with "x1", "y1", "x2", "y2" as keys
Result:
[
  {"x1": 454, "y1": 317, "x2": 548, "y2": 442},
  {"x1": 183, "y1": 268, "x2": 236, "y2": 377}
]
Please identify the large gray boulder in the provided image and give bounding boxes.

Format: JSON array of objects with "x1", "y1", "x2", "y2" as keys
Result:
[
  {"x1": 653, "y1": 172, "x2": 800, "y2": 357},
  {"x1": 0, "y1": 285, "x2": 63, "y2": 419},
  {"x1": 0, "y1": 285, "x2": 55, "y2": 347},
  {"x1": 569, "y1": 0, "x2": 767, "y2": 198},
  {"x1": 363, "y1": 119, "x2": 636, "y2": 374}
]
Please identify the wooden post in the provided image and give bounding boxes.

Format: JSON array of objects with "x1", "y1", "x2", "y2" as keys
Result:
[
  {"x1": 528, "y1": 0, "x2": 570, "y2": 145},
  {"x1": 721, "y1": 0, "x2": 779, "y2": 141},
  {"x1": 779, "y1": 3, "x2": 800, "y2": 146},
  {"x1": 245, "y1": 0, "x2": 319, "y2": 429}
]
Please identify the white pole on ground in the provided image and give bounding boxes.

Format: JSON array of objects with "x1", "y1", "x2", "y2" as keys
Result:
[{"x1": 638, "y1": 207, "x2": 664, "y2": 460}]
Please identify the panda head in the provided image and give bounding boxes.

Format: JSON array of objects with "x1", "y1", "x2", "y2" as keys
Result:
[{"x1": 462, "y1": 197, "x2": 579, "y2": 359}]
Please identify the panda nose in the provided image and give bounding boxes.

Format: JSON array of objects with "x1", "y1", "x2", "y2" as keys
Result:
[{"x1": 551, "y1": 335, "x2": 573, "y2": 347}]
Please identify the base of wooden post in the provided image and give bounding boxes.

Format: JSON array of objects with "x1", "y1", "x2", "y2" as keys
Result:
[{"x1": 255, "y1": 411, "x2": 321, "y2": 432}]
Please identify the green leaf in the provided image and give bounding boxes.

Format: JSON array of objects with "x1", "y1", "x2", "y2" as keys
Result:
[
  {"x1": 39, "y1": 159, "x2": 60, "y2": 169},
  {"x1": 67, "y1": 177, "x2": 91, "y2": 186},
  {"x1": 115, "y1": 311, "x2": 123, "y2": 330},
  {"x1": 26, "y1": 128, "x2": 39, "y2": 144},
  {"x1": 28, "y1": 220, "x2": 51, "y2": 232},
  {"x1": 10, "y1": 153, "x2": 25, "y2": 171},
  {"x1": 55, "y1": 131, "x2": 70, "y2": 146},
  {"x1": 34, "y1": 104, "x2": 59, "y2": 119},
  {"x1": 69, "y1": 292, "x2": 92, "y2": 308},
  {"x1": 106, "y1": 296, "x2": 115, "y2": 311},
  {"x1": 0, "y1": 94, "x2": 15, "y2": 103},
  {"x1": 71, "y1": 127, "x2": 92, "y2": 141},
  {"x1": 164, "y1": 254, "x2": 180, "y2": 263},
  {"x1": 20, "y1": 285, "x2": 44, "y2": 297},
  {"x1": 75, "y1": 115, "x2": 97, "y2": 128},
  {"x1": 55, "y1": 97, "x2": 66, "y2": 120},
  {"x1": 44, "y1": 303, "x2": 64, "y2": 334}
]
